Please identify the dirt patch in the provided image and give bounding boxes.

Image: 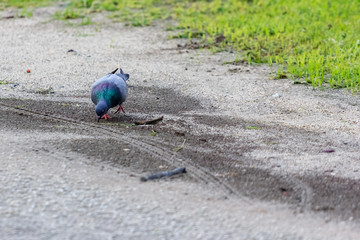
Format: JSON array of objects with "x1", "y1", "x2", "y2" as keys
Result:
[
  {"x1": 128, "y1": 85, "x2": 204, "y2": 114},
  {"x1": 176, "y1": 41, "x2": 209, "y2": 50},
  {"x1": 2, "y1": 93, "x2": 360, "y2": 221},
  {"x1": 302, "y1": 175, "x2": 360, "y2": 219}
]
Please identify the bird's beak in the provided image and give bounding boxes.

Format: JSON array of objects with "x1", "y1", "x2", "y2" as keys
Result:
[{"x1": 97, "y1": 116, "x2": 101, "y2": 122}]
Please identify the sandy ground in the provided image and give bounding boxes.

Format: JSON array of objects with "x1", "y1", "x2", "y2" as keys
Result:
[{"x1": 1, "y1": 6, "x2": 360, "y2": 239}]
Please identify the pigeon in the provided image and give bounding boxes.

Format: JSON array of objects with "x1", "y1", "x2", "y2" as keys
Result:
[{"x1": 91, "y1": 68, "x2": 129, "y2": 122}]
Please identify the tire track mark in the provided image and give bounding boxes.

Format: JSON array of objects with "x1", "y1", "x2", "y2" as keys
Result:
[{"x1": 0, "y1": 103, "x2": 245, "y2": 200}]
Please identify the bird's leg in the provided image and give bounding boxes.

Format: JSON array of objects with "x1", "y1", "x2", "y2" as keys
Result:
[
  {"x1": 101, "y1": 113, "x2": 112, "y2": 120},
  {"x1": 114, "y1": 105, "x2": 125, "y2": 114}
]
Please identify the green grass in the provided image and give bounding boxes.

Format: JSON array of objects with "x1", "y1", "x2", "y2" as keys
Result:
[
  {"x1": 0, "y1": 79, "x2": 10, "y2": 84},
  {"x1": 59, "y1": 0, "x2": 360, "y2": 92},
  {"x1": 246, "y1": 126, "x2": 262, "y2": 130},
  {"x1": 55, "y1": 0, "x2": 171, "y2": 26},
  {"x1": 54, "y1": 7, "x2": 84, "y2": 20},
  {"x1": 0, "y1": 0, "x2": 52, "y2": 10},
  {"x1": 0, "y1": 0, "x2": 53, "y2": 18},
  {"x1": 2, "y1": 0, "x2": 360, "y2": 92},
  {"x1": 168, "y1": 0, "x2": 360, "y2": 92}
]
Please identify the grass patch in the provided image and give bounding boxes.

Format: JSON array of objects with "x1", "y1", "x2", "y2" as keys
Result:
[
  {"x1": 0, "y1": 0, "x2": 53, "y2": 10},
  {"x1": 0, "y1": 0, "x2": 52, "y2": 18},
  {"x1": 168, "y1": 0, "x2": 360, "y2": 92},
  {"x1": 54, "y1": 7, "x2": 84, "y2": 20},
  {"x1": 57, "y1": 0, "x2": 172, "y2": 27},
  {"x1": 3, "y1": 0, "x2": 360, "y2": 92},
  {"x1": 60, "y1": 0, "x2": 360, "y2": 92},
  {"x1": 80, "y1": 16, "x2": 93, "y2": 25}
]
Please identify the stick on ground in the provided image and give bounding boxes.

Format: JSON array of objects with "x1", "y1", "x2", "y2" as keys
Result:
[
  {"x1": 140, "y1": 167, "x2": 186, "y2": 182},
  {"x1": 134, "y1": 116, "x2": 164, "y2": 125}
]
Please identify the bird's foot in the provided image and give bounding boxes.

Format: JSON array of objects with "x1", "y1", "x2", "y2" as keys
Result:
[
  {"x1": 114, "y1": 105, "x2": 125, "y2": 114},
  {"x1": 101, "y1": 113, "x2": 112, "y2": 120}
]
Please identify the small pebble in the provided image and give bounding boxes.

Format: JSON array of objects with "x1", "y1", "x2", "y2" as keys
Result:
[{"x1": 272, "y1": 93, "x2": 280, "y2": 98}]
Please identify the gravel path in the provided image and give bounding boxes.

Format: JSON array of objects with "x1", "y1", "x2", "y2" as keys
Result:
[
  {"x1": 1, "y1": 6, "x2": 360, "y2": 240},
  {"x1": 1, "y1": 129, "x2": 359, "y2": 240}
]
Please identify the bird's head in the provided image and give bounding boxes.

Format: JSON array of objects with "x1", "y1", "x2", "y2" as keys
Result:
[{"x1": 95, "y1": 100, "x2": 109, "y2": 122}]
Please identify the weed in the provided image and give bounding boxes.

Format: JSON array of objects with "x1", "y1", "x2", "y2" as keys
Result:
[
  {"x1": 246, "y1": 126, "x2": 262, "y2": 130},
  {"x1": 173, "y1": 139, "x2": 186, "y2": 152},
  {"x1": 13, "y1": 105, "x2": 25, "y2": 109},
  {"x1": 77, "y1": 32, "x2": 95, "y2": 37},
  {"x1": 0, "y1": 79, "x2": 10, "y2": 85},
  {"x1": 80, "y1": 16, "x2": 93, "y2": 25},
  {"x1": 35, "y1": 87, "x2": 54, "y2": 94},
  {"x1": 18, "y1": 8, "x2": 33, "y2": 17},
  {"x1": 55, "y1": 8, "x2": 84, "y2": 20}
]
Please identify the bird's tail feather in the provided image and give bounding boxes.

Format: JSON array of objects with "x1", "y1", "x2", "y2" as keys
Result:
[
  {"x1": 110, "y1": 68, "x2": 119, "y2": 74},
  {"x1": 118, "y1": 68, "x2": 130, "y2": 81}
]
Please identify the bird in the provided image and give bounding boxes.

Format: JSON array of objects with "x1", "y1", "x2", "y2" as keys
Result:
[{"x1": 91, "y1": 68, "x2": 129, "y2": 122}]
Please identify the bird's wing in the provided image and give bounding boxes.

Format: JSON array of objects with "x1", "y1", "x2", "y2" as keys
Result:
[{"x1": 108, "y1": 75, "x2": 128, "y2": 104}]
